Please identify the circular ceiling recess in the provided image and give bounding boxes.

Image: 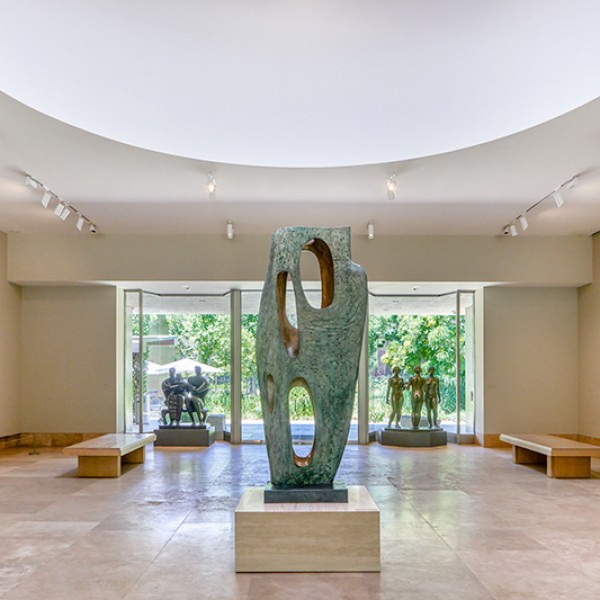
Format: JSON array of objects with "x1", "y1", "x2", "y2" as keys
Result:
[{"x1": 2, "y1": 0, "x2": 600, "y2": 168}]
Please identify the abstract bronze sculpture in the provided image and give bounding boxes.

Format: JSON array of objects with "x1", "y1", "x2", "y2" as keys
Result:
[{"x1": 257, "y1": 227, "x2": 367, "y2": 499}]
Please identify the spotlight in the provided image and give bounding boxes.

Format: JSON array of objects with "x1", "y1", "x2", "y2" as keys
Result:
[
  {"x1": 566, "y1": 176, "x2": 579, "y2": 189},
  {"x1": 553, "y1": 190, "x2": 564, "y2": 208},
  {"x1": 25, "y1": 174, "x2": 39, "y2": 189},
  {"x1": 89, "y1": 224, "x2": 97, "y2": 234},
  {"x1": 367, "y1": 221, "x2": 375, "y2": 240},
  {"x1": 59, "y1": 206, "x2": 71, "y2": 221},
  {"x1": 503, "y1": 224, "x2": 517, "y2": 236},
  {"x1": 41, "y1": 191, "x2": 53, "y2": 208},
  {"x1": 76, "y1": 215, "x2": 86, "y2": 231},
  {"x1": 386, "y1": 175, "x2": 396, "y2": 200},
  {"x1": 517, "y1": 215, "x2": 528, "y2": 231},
  {"x1": 207, "y1": 173, "x2": 216, "y2": 199},
  {"x1": 226, "y1": 221, "x2": 234, "y2": 239},
  {"x1": 54, "y1": 202, "x2": 66, "y2": 217}
]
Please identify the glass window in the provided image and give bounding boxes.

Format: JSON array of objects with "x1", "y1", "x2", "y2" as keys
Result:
[{"x1": 125, "y1": 292, "x2": 231, "y2": 433}]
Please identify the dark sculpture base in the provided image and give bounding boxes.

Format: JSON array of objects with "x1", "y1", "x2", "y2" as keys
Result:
[
  {"x1": 378, "y1": 427, "x2": 447, "y2": 448},
  {"x1": 153, "y1": 426, "x2": 215, "y2": 447},
  {"x1": 264, "y1": 481, "x2": 348, "y2": 504},
  {"x1": 159, "y1": 423, "x2": 207, "y2": 429}
]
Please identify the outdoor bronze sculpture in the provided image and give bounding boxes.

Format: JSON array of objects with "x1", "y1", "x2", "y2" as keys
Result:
[
  {"x1": 386, "y1": 366, "x2": 405, "y2": 428},
  {"x1": 424, "y1": 366, "x2": 441, "y2": 429},
  {"x1": 407, "y1": 365, "x2": 426, "y2": 430},
  {"x1": 160, "y1": 367, "x2": 189, "y2": 426},
  {"x1": 257, "y1": 226, "x2": 367, "y2": 497},
  {"x1": 186, "y1": 365, "x2": 209, "y2": 427}
]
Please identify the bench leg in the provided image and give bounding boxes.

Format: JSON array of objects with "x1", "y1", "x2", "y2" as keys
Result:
[
  {"x1": 77, "y1": 455, "x2": 121, "y2": 478},
  {"x1": 547, "y1": 456, "x2": 591, "y2": 478},
  {"x1": 513, "y1": 446, "x2": 545, "y2": 465},
  {"x1": 123, "y1": 446, "x2": 145, "y2": 465}
]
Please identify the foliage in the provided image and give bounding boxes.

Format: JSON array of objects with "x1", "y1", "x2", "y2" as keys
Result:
[
  {"x1": 368, "y1": 314, "x2": 464, "y2": 419},
  {"x1": 131, "y1": 311, "x2": 464, "y2": 424}
]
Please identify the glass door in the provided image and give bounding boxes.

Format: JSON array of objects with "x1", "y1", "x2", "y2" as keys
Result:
[
  {"x1": 367, "y1": 291, "x2": 476, "y2": 443},
  {"x1": 241, "y1": 291, "x2": 263, "y2": 443},
  {"x1": 456, "y1": 291, "x2": 476, "y2": 443},
  {"x1": 124, "y1": 291, "x2": 231, "y2": 435},
  {"x1": 124, "y1": 290, "x2": 142, "y2": 432}
]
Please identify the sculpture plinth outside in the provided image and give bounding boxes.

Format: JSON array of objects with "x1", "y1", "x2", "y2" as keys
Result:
[{"x1": 257, "y1": 227, "x2": 367, "y2": 493}]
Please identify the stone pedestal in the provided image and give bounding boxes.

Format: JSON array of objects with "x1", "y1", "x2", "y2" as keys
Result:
[
  {"x1": 206, "y1": 413, "x2": 225, "y2": 440},
  {"x1": 153, "y1": 426, "x2": 215, "y2": 447},
  {"x1": 235, "y1": 485, "x2": 380, "y2": 572},
  {"x1": 378, "y1": 427, "x2": 447, "y2": 447}
]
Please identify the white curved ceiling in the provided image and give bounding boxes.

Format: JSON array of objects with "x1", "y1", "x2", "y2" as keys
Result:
[{"x1": 2, "y1": 0, "x2": 600, "y2": 167}]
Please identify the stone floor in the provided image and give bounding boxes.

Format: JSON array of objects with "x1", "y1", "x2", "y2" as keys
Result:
[{"x1": 1, "y1": 442, "x2": 600, "y2": 599}]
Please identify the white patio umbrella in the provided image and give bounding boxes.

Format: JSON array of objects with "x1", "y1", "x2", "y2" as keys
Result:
[{"x1": 147, "y1": 358, "x2": 224, "y2": 375}]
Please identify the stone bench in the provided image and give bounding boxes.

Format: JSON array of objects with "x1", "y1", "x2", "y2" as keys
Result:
[
  {"x1": 63, "y1": 433, "x2": 156, "y2": 477},
  {"x1": 500, "y1": 433, "x2": 600, "y2": 478}
]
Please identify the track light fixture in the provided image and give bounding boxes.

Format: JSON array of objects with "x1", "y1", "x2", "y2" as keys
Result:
[
  {"x1": 59, "y1": 206, "x2": 71, "y2": 221},
  {"x1": 207, "y1": 172, "x2": 217, "y2": 199},
  {"x1": 25, "y1": 174, "x2": 40, "y2": 189},
  {"x1": 226, "y1": 221, "x2": 234, "y2": 239},
  {"x1": 367, "y1": 221, "x2": 375, "y2": 240},
  {"x1": 41, "y1": 190, "x2": 53, "y2": 208},
  {"x1": 517, "y1": 215, "x2": 528, "y2": 231},
  {"x1": 24, "y1": 174, "x2": 96, "y2": 233},
  {"x1": 501, "y1": 174, "x2": 579, "y2": 236},
  {"x1": 386, "y1": 174, "x2": 397, "y2": 200},
  {"x1": 552, "y1": 190, "x2": 564, "y2": 208}
]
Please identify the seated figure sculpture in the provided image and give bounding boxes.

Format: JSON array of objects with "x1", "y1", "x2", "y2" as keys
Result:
[
  {"x1": 160, "y1": 367, "x2": 189, "y2": 426},
  {"x1": 407, "y1": 365, "x2": 426, "y2": 430},
  {"x1": 186, "y1": 365, "x2": 209, "y2": 427},
  {"x1": 386, "y1": 366, "x2": 405, "y2": 428}
]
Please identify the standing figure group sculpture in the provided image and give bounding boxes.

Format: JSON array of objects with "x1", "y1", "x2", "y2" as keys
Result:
[
  {"x1": 386, "y1": 365, "x2": 441, "y2": 430},
  {"x1": 160, "y1": 366, "x2": 209, "y2": 427}
]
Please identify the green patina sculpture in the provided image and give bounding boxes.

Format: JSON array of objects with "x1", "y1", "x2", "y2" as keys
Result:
[{"x1": 257, "y1": 226, "x2": 367, "y2": 488}]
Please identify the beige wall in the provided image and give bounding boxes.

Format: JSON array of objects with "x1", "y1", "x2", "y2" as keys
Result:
[
  {"x1": 7, "y1": 233, "x2": 592, "y2": 286},
  {"x1": 5, "y1": 231, "x2": 593, "y2": 441},
  {"x1": 578, "y1": 233, "x2": 600, "y2": 439},
  {"x1": 481, "y1": 286, "x2": 578, "y2": 440},
  {"x1": 20, "y1": 286, "x2": 120, "y2": 433},
  {"x1": 0, "y1": 233, "x2": 21, "y2": 437}
]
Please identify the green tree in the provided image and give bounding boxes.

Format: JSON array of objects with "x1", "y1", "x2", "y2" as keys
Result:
[{"x1": 368, "y1": 314, "x2": 463, "y2": 418}]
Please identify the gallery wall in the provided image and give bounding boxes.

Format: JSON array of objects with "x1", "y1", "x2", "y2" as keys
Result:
[
  {"x1": 7, "y1": 233, "x2": 592, "y2": 287},
  {"x1": 20, "y1": 285, "x2": 120, "y2": 433},
  {"x1": 2, "y1": 232, "x2": 592, "y2": 441},
  {"x1": 0, "y1": 233, "x2": 21, "y2": 437},
  {"x1": 481, "y1": 286, "x2": 579, "y2": 445},
  {"x1": 578, "y1": 233, "x2": 600, "y2": 440}
]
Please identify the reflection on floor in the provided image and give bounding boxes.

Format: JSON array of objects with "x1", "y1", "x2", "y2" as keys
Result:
[
  {"x1": 1, "y1": 443, "x2": 600, "y2": 599},
  {"x1": 239, "y1": 420, "x2": 471, "y2": 443}
]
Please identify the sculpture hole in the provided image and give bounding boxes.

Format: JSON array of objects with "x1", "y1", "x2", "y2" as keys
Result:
[
  {"x1": 289, "y1": 379, "x2": 316, "y2": 466},
  {"x1": 301, "y1": 238, "x2": 334, "y2": 309},
  {"x1": 276, "y1": 271, "x2": 299, "y2": 358},
  {"x1": 267, "y1": 374, "x2": 275, "y2": 413}
]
